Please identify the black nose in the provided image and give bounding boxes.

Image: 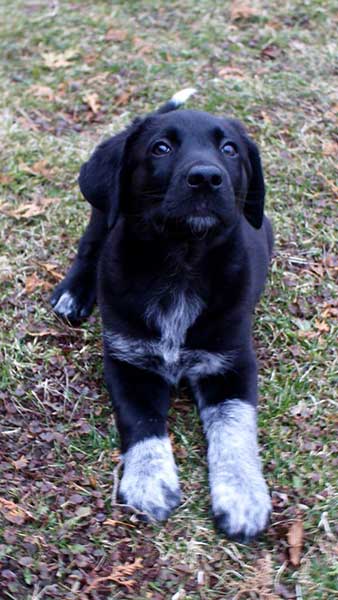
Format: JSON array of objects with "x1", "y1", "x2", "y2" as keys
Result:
[{"x1": 187, "y1": 165, "x2": 223, "y2": 189}]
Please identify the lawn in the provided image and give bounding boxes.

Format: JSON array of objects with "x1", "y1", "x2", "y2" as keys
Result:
[{"x1": 0, "y1": 1, "x2": 337, "y2": 598}]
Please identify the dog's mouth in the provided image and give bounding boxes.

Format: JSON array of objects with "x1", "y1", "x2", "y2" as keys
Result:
[{"x1": 186, "y1": 214, "x2": 219, "y2": 233}]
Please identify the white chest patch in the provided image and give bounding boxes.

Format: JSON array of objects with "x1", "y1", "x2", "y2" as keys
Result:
[
  {"x1": 104, "y1": 292, "x2": 235, "y2": 384},
  {"x1": 145, "y1": 291, "x2": 203, "y2": 365}
]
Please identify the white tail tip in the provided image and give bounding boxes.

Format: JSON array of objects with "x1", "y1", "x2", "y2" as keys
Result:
[{"x1": 171, "y1": 87, "x2": 197, "y2": 106}]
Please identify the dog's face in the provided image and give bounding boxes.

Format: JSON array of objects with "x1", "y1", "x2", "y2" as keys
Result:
[{"x1": 79, "y1": 108, "x2": 265, "y2": 235}]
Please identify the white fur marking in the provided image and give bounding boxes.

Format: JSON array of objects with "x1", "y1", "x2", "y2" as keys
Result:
[
  {"x1": 105, "y1": 330, "x2": 236, "y2": 384},
  {"x1": 187, "y1": 216, "x2": 218, "y2": 232},
  {"x1": 201, "y1": 400, "x2": 271, "y2": 539},
  {"x1": 146, "y1": 291, "x2": 203, "y2": 365},
  {"x1": 53, "y1": 291, "x2": 77, "y2": 317},
  {"x1": 119, "y1": 436, "x2": 181, "y2": 520},
  {"x1": 171, "y1": 87, "x2": 197, "y2": 106}
]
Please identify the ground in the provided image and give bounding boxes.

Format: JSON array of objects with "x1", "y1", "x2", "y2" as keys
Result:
[{"x1": 0, "y1": 1, "x2": 337, "y2": 599}]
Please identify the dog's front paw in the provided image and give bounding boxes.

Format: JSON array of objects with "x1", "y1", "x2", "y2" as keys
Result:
[
  {"x1": 51, "y1": 279, "x2": 95, "y2": 322},
  {"x1": 212, "y1": 475, "x2": 271, "y2": 541},
  {"x1": 118, "y1": 437, "x2": 181, "y2": 521}
]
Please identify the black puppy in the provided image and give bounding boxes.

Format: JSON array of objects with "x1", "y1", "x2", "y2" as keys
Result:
[{"x1": 51, "y1": 89, "x2": 273, "y2": 541}]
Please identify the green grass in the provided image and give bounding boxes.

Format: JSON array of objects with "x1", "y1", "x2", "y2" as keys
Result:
[{"x1": 0, "y1": 1, "x2": 337, "y2": 598}]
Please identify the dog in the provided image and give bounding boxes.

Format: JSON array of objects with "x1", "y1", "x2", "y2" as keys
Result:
[{"x1": 51, "y1": 89, "x2": 273, "y2": 541}]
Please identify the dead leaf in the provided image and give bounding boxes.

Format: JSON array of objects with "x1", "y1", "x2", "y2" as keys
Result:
[
  {"x1": 230, "y1": 1, "x2": 258, "y2": 20},
  {"x1": 314, "y1": 319, "x2": 330, "y2": 333},
  {"x1": 42, "y1": 49, "x2": 77, "y2": 69},
  {"x1": 85, "y1": 557, "x2": 143, "y2": 593},
  {"x1": 218, "y1": 66, "x2": 245, "y2": 78},
  {"x1": 133, "y1": 37, "x2": 154, "y2": 55},
  {"x1": 0, "y1": 498, "x2": 33, "y2": 525},
  {"x1": 84, "y1": 92, "x2": 101, "y2": 114},
  {"x1": 29, "y1": 84, "x2": 55, "y2": 101},
  {"x1": 12, "y1": 455, "x2": 29, "y2": 470},
  {"x1": 261, "y1": 44, "x2": 281, "y2": 60},
  {"x1": 114, "y1": 91, "x2": 132, "y2": 107},
  {"x1": 25, "y1": 273, "x2": 44, "y2": 293},
  {"x1": 0, "y1": 174, "x2": 13, "y2": 184},
  {"x1": 317, "y1": 170, "x2": 338, "y2": 194},
  {"x1": 287, "y1": 518, "x2": 304, "y2": 567},
  {"x1": 105, "y1": 28, "x2": 128, "y2": 42},
  {"x1": 231, "y1": 553, "x2": 280, "y2": 599},
  {"x1": 1, "y1": 197, "x2": 54, "y2": 219},
  {"x1": 38, "y1": 262, "x2": 63, "y2": 281},
  {"x1": 20, "y1": 160, "x2": 53, "y2": 178},
  {"x1": 322, "y1": 140, "x2": 338, "y2": 157},
  {"x1": 89, "y1": 474, "x2": 97, "y2": 488}
]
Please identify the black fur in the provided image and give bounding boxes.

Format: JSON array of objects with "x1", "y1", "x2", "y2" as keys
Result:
[{"x1": 51, "y1": 101, "x2": 273, "y2": 539}]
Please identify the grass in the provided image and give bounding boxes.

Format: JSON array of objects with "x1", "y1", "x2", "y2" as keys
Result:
[{"x1": 0, "y1": 0, "x2": 337, "y2": 598}]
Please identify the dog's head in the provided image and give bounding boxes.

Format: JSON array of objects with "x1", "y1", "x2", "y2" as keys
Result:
[{"x1": 79, "y1": 93, "x2": 265, "y2": 236}]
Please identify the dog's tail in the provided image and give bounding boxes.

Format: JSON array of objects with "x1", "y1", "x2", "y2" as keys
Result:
[{"x1": 157, "y1": 87, "x2": 196, "y2": 114}]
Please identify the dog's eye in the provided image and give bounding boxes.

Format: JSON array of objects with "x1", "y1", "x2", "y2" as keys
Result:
[
  {"x1": 220, "y1": 142, "x2": 238, "y2": 157},
  {"x1": 151, "y1": 141, "x2": 172, "y2": 156}
]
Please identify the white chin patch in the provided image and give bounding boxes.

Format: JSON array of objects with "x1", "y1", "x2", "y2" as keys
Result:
[
  {"x1": 201, "y1": 400, "x2": 271, "y2": 541},
  {"x1": 187, "y1": 216, "x2": 218, "y2": 232},
  {"x1": 171, "y1": 87, "x2": 197, "y2": 106},
  {"x1": 53, "y1": 290, "x2": 77, "y2": 318},
  {"x1": 119, "y1": 436, "x2": 181, "y2": 521}
]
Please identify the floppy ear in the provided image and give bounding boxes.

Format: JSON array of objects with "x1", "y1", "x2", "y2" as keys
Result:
[
  {"x1": 78, "y1": 123, "x2": 141, "y2": 229},
  {"x1": 243, "y1": 136, "x2": 265, "y2": 229}
]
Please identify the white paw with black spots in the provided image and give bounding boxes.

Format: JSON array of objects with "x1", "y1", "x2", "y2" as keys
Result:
[
  {"x1": 212, "y1": 474, "x2": 271, "y2": 541},
  {"x1": 202, "y1": 400, "x2": 271, "y2": 541},
  {"x1": 118, "y1": 437, "x2": 181, "y2": 521}
]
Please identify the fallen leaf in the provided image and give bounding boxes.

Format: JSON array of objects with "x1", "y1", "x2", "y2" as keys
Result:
[
  {"x1": 12, "y1": 455, "x2": 29, "y2": 470},
  {"x1": 218, "y1": 66, "x2": 245, "y2": 78},
  {"x1": 114, "y1": 91, "x2": 132, "y2": 107},
  {"x1": 261, "y1": 44, "x2": 281, "y2": 60},
  {"x1": 89, "y1": 474, "x2": 97, "y2": 488},
  {"x1": 133, "y1": 37, "x2": 154, "y2": 55},
  {"x1": 1, "y1": 197, "x2": 54, "y2": 219},
  {"x1": 38, "y1": 262, "x2": 63, "y2": 281},
  {"x1": 287, "y1": 518, "x2": 304, "y2": 567},
  {"x1": 25, "y1": 273, "x2": 52, "y2": 293},
  {"x1": 29, "y1": 84, "x2": 55, "y2": 101},
  {"x1": 0, "y1": 498, "x2": 33, "y2": 525},
  {"x1": 20, "y1": 160, "x2": 53, "y2": 178},
  {"x1": 105, "y1": 28, "x2": 128, "y2": 42},
  {"x1": 85, "y1": 557, "x2": 143, "y2": 593},
  {"x1": 18, "y1": 556, "x2": 33, "y2": 568},
  {"x1": 230, "y1": 1, "x2": 258, "y2": 20},
  {"x1": 75, "y1": 505, "x2": 92, "y2": 518},
  {"x1": 314, "y1": 319, "x2": 330, "y2": 332},
  {"x1": 0, "y1": 174, "x2": 13, "y2": 184},
  {"x1": 84, "y1": 92, "x2": 101, "y2": 114},
  {"x1": 42, "y1": 49, "x2": 77, "y2": 69},
  {"x1": 322, "y1": 140, "x2": 338, "y2": 157}
]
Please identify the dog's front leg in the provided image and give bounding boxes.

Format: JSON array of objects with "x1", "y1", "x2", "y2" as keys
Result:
[
  {"x1": 193, "y1": 355, "x2": 271, "y2": 541},
  {"x1": 51, "y1": 208, "x2": 108, "y2": 322},
  {"x1": 104, "y1": 354, "x2": 181, "y2": 521}
]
